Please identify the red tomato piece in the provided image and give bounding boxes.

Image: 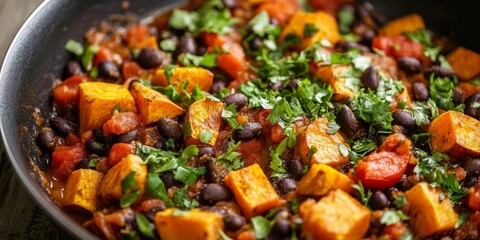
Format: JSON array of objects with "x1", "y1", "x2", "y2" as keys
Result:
[
  {"x1": 122, "y1": 61, "x2": 143, "y2": 80},
  {"x1": 93, "y1": 48, "x2": 114, "y2": 66},
  {"x1": 52, "y1": 75, "x2": 88, "y2": 107},
  {"x1": 51, "y1": 146, "x2": 88, "y2": 180},
  {"x1": 271, "y1": 123, "x2": 286, "y2": 144},
  {"x1": 381, "y1": 222, "x2": 410, "y2": 240},
  {"x1": 372, "y1": 36, "x2": 424, "y2": 60},
  {"x1": 124, "y1": 25, "x2": 150, "y2": 47},
  {"x1": 108, "y1": 143, "x2": 135, "y2": 167},
  {"x1": 217, "y1": 42, "x2": 246, "y2": 79},
  {"x1": 103, "y1": 112, "x2": 141, "y2": 136},
  {"x1": 257, "y1": 0, "x2": 300, "y2": 26},
  {"x1": 468, "y1": 184, "x2": 480, "y2": 212}
]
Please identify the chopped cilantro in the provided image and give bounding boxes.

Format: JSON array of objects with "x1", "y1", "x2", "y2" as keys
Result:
[
  {"x1": 405, "y1": 29, "x2": 440, "y2": 61},
  {"x1": 327, "y1": 122, "x2": 340, "y2": 135},
  {"x1": 173, "y1": 187, "x2": 199, "y2": 210},
  {"x1": 169, "y1": 9, "x2": 199, "y2": 32},
  {"x1": 64, "y1": 39, "x2": 84, "y2": 57},
  {"x1": 120, "y1": 171, "x2": 141, "y2": 208},
  {"x1": 251, "y1": 216, "x2": 272, "y2": 239},
  {"x1": 172, "y1": 208, "x2": 189, "y2": 217},
  {"x1": 351, "y1": 91, "x2": 393, "y2": 132},
  {"x1": 353, "y1": 181, "x2": 372, "y2": 207},
  {"x1": 88, "y1": 158, "x2": 98, "y2": 168},
  {"x1": 136, "y1": 214, "x2": 156, "y2": 239},
  {"x1": 217, "y1": 139, "x2": 244, "y2": 171},
  {"x1": 163, "y1": 65, "x2": 177, "y2": 83},
  {"x1": 199, "y1": 130, "x2": 213, "y2": 144},
  {"x1": 219, "y1": 229, "x2": 233, "y2": 240},
  {"x1": 429, "y1": 75, "x2": 456, "y2": 111},
  {"x1": 179, "y1": 53, "x2": 218, "y2": 68},
  {"x1": 146, "y1": 173, "x2": 173, "y2": 206},
  {"x1": 393, "y1": 195, "x2": 406, "y2": 208},
  {"x1": 380, "y1": 210, "x2": 409, "y2": 226},
  {"x1": 306, "y1": 146, "x2": 318, "y2": 160},
  {"x1": 269, "y1": 138, "x2": 289, "y2": 178},
  {"x1": 410, "y1": 99, "x2": 439, "y2": 126},
  {"x1": 90, "y1": 67, "x2": 98, "y2": 79},
  {"x1": 222, "y1": 104, "x2": 243, "y2": 130},
  {"x1": 289, "y1": 198, "x2": 300, "y2": 213},
  {"x1": 455, "y1": 212, "x2": 469, "y2": 229},
  {"x1": 160, "y1": 39, "x2": 177, "y2": 52},
  {"x1": 348, "y1": 137, "x2": 376, "y2": 165},
  {"x1": 303, "y1": 23, "x2": 319, "y2": 38},
  {"x1": 112, "y1": 103, "x2": 125, "y2": 113},
  {"x1": 338, "y1": 143, "x2": 349, "y2": 157},
  {"x1": 337, "y1": 8, "x2": 354, "y2": 34}
]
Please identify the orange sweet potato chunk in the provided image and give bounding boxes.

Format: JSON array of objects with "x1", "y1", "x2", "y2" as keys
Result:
[
  {"x1": 129, "y1": 82, "x2": 184, "y2": 124},
  {"x1": 446, "y1": 47, "x2": 480, "y2": 81},
  {"x1": 316, "y1": 64, "x2": 356, "y2": 101},
  {"x1": 224, "y1": 164, "x2": 284, "y2": 218},
  {"x1": 98, "y1": 154, "x2": 147, "y2": 201},
  {"x1": 63, "y1": 169, "x2": 103, "y2": 212},
  {"x1": 184, "y1": 99, "x2": 223, "y2": 146},
  {"x1": 152, "y1": 67, "x2": 213, "y2": 93},
  {"x1": 428, "y1": 110, "x2": 480, "y2": 160},
  {"x1": 280, "y1": 11, "x2": 341, "y2": 49},
  {"x1": 296, "y1": 117, "x2": 349, "y2": 167},
  {"x1": 296, "y1": 163, "x2": 353, "y2": 197},
  {"x1": 79, "y1": 82, "x2": 137, "y2": 133},
  {"x1": 379, "y1": 14, "x2": 425, "y2": 36},
  {"x1": 155, "y1": 208, "x2": 224, "y2": 240},
  {"x1": 405, "y1": 182, "x2": 458, "y2": 237},
  {"x1": 299, "y1": 189, "x2": 371, "y2": 240}
]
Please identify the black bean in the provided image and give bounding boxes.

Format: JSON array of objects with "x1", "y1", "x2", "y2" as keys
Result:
[
  {"x1": 453, "y1": 88, "x2": 464, "y2": 106},
  {"x1": 362, "y1": 66, "x2": 379, "y2": 91},
  {"x1": 98, "y1": 60, "x2": 120, "y2": 80},
  {"x1": 360, "y1": 28, "x2": 375, "y2": 46},
  {"x1": 116, "y1": 129, "x2": 138, "y2": 143},
  {"x1": 376, "y1": 134, "x2": 387, "y2": 146},
  {"x1": 369, "y1": 191, "x2": 389, "y2": 210},
  {"x1": 178, "y1": 34, "x2": 196, "y2": 55},
  {"x1": 145, "y1": 205, "x2": 165, "y2": 222},
  {"x1": 199, "y1": 183, "x2": 233, "y2": 205},
  {"x1": 222, "y1": 0, "x2": 238, "y2": 9},
  {"x1": 464, "y1": 93, "x2": 480, "y2": 119},
  {"x1": 335, "y1": 41, "x2": 370, "y2": 53},
  {"x1": 336, "y1": 105, "x2": 359, "y2": 137},
  {"x1": 287, "y1": 158, "x2": 303, "y2": 179},
  {"x1": 397, "y1": 57, "x2": 422, "y2": 75},
  {"x1": 463, "y1": 176, "x2": 479, "y2": 188},
  {"x1": 272, "y1": 218, "x2": 291, "y2": 237},
  {"x1": 277, "y1": 178, "x2": 296, "y2": 195},
  {"x1": 65, "y1": 61, "x2": 83, "y2": 77},
  {"x1": 395, "y1": 174, "x2": 413, "y2": 191},
  {"x1": 385, "y1": 187, "x2": 399, "y2": 200},
  {"x1": 76, "y1": 157, "x2": 98, "y2": 170},
  {"x1": 224, "y1": 93, "x2": 248, "y2": 110},
  {"x1": 424, "y1": 65, "x2": 457, "y2": 79},
  {"x1": 198, "y1": 145, "x2": 216, "y2": 158},
  {"x1": 234, "y1": 122, "x2": 262, "y2": 140},
  {"x1": 392, "y1": 110, "x2": 415, "y2": 128},
  {"x1": 411, "y1": 82, "x2": 429, "y2": 101},
  {"x1": 92, "y1": 127, "x2": 114, "y2": 143},
  {"x1": 157, "y1": 117, "x2": 182, "y2": 141},
  {"x1": 37, "y1": 129, "x2": 57, "y2": 153},
  {"x1": 464, "y1": 159, "x2": 480, "y2": 176},
  {"x1": 86, "y1": 140, "x2": 109, "y2": 156},
  {"x1": 211, "y1": 78, "x2": 228, "y2": 93},
  {"x1": 224, "y1": 215, "x2": 245, "y2": 231},
  {"x1": 205, "y1": 158, "x2": 228, "y2": 183},
  {"x1": 50, "y1": 116, "x2": 75, "y2": 137},
  {"x1": 137, "y1": 47, "x2": 165, "y2": 69},
  {"x1": 161, "y1": 172, "x2": 178, "y2": 189}
]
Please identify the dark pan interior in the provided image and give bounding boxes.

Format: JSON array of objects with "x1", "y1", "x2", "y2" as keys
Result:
[{"x1": 0, "y1": 0, "x2": 477, "y2": 238}]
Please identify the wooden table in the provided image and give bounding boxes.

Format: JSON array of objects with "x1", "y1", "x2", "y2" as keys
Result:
[{"x1": 0, "y1": 0, "x2": 69, "y2": 238}]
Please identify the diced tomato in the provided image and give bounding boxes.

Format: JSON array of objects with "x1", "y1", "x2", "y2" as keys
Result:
[
  {"x1": 308, "y1": 0, "x2": 348, "y2": 16},
  {"x1": 468, "y1": 184, "x2": 480, "y2": 212},
  {"x1": 53, "y1": 75, "x2": 88, "y2": 107},
  {"x1": 255, "y1": 110, "x2": 273, "y2": 142},
  {"x1": 217, "y1": 42, "x2": 246, "y2": 79},
  {"x1": 257, "y1": 0, "x2": 300, "y2": 26},
  {"x1": 356, "y1": 134, "x2": 411, "y2": 190},
  {"x1": 103, "y1": 112, "x2": 141, "y2": 136},
  {"x1": 381, "y1": 222, "x2": 410, "y2": 240},
  {"x1": 108, "y1": 143, "x2": 135, "y2": 166},
  {"x1": 64, "y1": 133, "x2": 81, "y2": 146},
  {"x1": 122, "y1": 61, "x2": 143, "y2": 80},
  {"x1": 202, "y1": 33, "x2": 228, "y2": 48},
  {"x1": 271, "y1": 123, "x2": 286, "y2": 144},
  {"x1": 124, "y1": 25, "x2": 150, "y2": 47},
  {"x1": 237, "y1": 139, "x2": 262, "y2": 156},
  {"x1": 93, "y1": 48, "x2": 114, "y2": 66},
  {"x1": 51, "y1": 146, "x2": 88, "y2": 180},
  {"x1": 372, "y1": 36, "x2": 424, "y2": 60}
]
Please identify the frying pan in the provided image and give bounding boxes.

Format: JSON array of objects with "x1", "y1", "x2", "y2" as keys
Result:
[{"x1": 0, "y1": 0, "x2": 477, "y2": 239}]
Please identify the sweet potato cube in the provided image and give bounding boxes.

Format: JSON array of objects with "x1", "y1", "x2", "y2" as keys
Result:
[
  {"x1": 405, "y1": 182, "x2": 458, "y2": 237},
  {"x1": 446, "y1": 47, "x2": 480, "y2": 81},
  {"x1": 224, "y1": 164, "x2": 284, "y2": 218},
  {"x1": 184, "y1": 98, "x2": 223, "y2": 146},
  {"x1": 296, "y1": 164, "x2": 353, "y2": 197},
  {"x1": 129, "y1": 82, "x2": 184, "y2": 124},
  {"x1": 98, "y1": 154, "x2": 147, "y2": 201},
  {"x1": 155, "y1": 208, "x2": 224, "y2": 240},
  {"x1": 63, "y1": 169, "x2": 103, "y2": 212},
  {"x1": 280, "y1": 11, "x2": 341, "y2": 49},
  {"x1": 300, "y1": 189, "x2": 371, "y2": 240},
  {"x1": 152, "y1": 67, "x2": 213, "y2": 93},
  {"x1": 79, "y1": 82, "x2": 136, "y2": 133},
  {"x1": 379, "y1": 14, "x2": 425, "y2": 36},
  {"x1": 316, "y1": 64, "x2": 356, "y2": 101},
  {"x1": 428, "y1": 111, "x2": 480, "y2": 160},
  {"x1": 296, "y1": 117, "x2": 349, "y2": 167}
]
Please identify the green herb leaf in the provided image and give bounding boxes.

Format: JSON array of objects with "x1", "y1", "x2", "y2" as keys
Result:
[
  {"x1": 222, "y1": 104, "x2": 243, "y2": 130},
  {"x1": 172, "y1": 208, "x2": 189, "y2": 216},
  {"x1": 120, "y1": 171, "x2": 141, "y2": 208},
  {"x1": 455, "y1": 212, "x2": 469, "y2": 229},
  {"x1": 160, "y1": 39, "x2": 177, "y2": 52},
  {"x1": 429, "y1": 75, "x2": 456, "y2": 111},
  {"x1": 251, "y1": 216, "x2": 272, "y2": 239},
  {"x1": 136, "y1": 214, "x2": 156, "y2": 239},
  {"x1": 337, "y1": 8, "x2": 354, "y2": 34},
  {"x1": 353, "y1": 181, "x2": 372, "y2": 207},
  {"x1": 169, "y1": 9, "x2": 199, "y2": 32},
  {"x1": 179, "y1": 53, "x2": 218, "y2": 68},
  {"x1": 81, "y1": 45, "x2": 99, "y2": 71},
  {"x1": 307, "y1": 146, "x2": 317, "y2": 160},
  {"x1": 326, "y1": 122, "x2": 340, "y2": 135},
  {"x1": 173, "y1": 187, "x2": 199, "y2": 210},
  {"x1": 146, "y1": 173, "x2": 173, "y2": 206},
  {"x1": 393, "y1": 195, "x2": 406, "y2": 208},
  {"x1": 219, "y1": 229, "x2": 233, "y2": 240},
  {"x1": 269, "y1": 138, "x2": 289, "y2": 177},
  {"x1": 351, "y1": 91, "x2": 393, "y2": 132},
  {"x1": 380, "y1": 210, "x2": 409, "y2": 226},
  {"x1": 217, "y1": 139, "x2": 244, "y2": 171},
  {"x1": 163, "y1": 65, "x2": 177, "y2": 83},
  {"x1": 64, "y1": 39, "x2": 84, "y2": 57},
  {"x1": 303, "y1": 23, "x2": 319, "y2": 38}
]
